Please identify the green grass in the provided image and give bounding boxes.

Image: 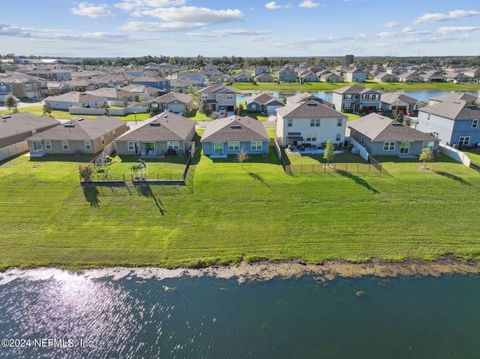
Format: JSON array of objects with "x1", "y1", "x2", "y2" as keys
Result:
[
  {"x1": 106, "y1": 155, "x2": 186, "y2": 179},
  {"x1": 187, "y1": 109, "x2": 211, "y2": 121},
  {"x1": 232, "y1": 81, "x2": 480, "y2": 93},
  {"x1": 462, "y1": 149, "x2": 480, "y2": 166},
  {"x1": 287, "y1": 152, "x2": 367, "y2": 165},
  {"x1": 1, "y1": 146, "x2": 480, "y2": 270}
]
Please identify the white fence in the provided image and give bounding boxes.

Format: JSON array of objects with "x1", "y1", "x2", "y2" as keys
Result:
[
  {"x1": 439, "y1": 143, "x2": 471, "y2": 167},
  {"x1": 0, "y1": 141, "x2": 28, "y2": 161},
  {"x1": 349, "y1": 137, "x2": 370, "y2": 161},
  {"x1": 69, "y1": 106, "x2": 149, "y2": 116}
]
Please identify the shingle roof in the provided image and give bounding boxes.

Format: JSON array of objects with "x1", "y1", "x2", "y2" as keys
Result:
[
  {"x1": 152, "y1": 92, "x2": 193, "y2": 104},
  {"x1": 430, "y1": 92, "x2": 478, "y2": 104},
  {"x1": 286, "y1": 92, "x2": 323, "y2": 105},
  {"x1": 201, "y1": 116, "x2": 269, "y2": 142},
  {"x1": 85, "y1": 88, "x2": 134, "y2": 99},
  {"x1": 333, "y1": 84, "x2": 379, "y2": 95},
  {"x1": 29, "y1": 117, "x2": 125, "y2": 141},
  {"x1": 1, "y1": 113, "x2": 59, "y2": 140},
  {"x1": 348, "y1": 113, "x2": 436, "y2": 142},
  {"x1": 116, "y1": 112, "x2": 194, "y2": 142},
  {"x1": 199, "y1": 83, "x2": 237, "y2": 94},
  {"x1": 381, "y1": 92, "x2": 418, "y2": 105},
  {"x1": 419, "y1": 100, "x2": 480, "y2": 120},
  {"x1": 246, "y1": 93, "x2": 283, "y2": 105},
  {"x1": 276, "y1": 100, "x2": 346, "y2": 118},
  {"x1": 44, "y1": 92, "x2": 105, "y2": 103}
]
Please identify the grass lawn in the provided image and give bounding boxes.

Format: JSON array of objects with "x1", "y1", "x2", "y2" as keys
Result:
[
  {"x1": 106, "y1": 155, "x2": 186, "y2": 180},
  {"x1": 287, "y1": 152, "x2": 367, "y2": 165},
  {"x1": 187, "y1": 109, "x2": 211, "y2": 121},
  {"x1": 462, "y1": 149, "x2": 480, "y2": 166},
  {"x1": 232, "y1": 81, "x2": 480, "y2": 93},
  {"x1": 1, "y1": 145, "x2": 480, "y2": 270}
]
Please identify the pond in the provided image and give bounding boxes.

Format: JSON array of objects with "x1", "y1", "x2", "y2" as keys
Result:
[{"x1": 1, "y1": 269, "x2": 480, "y2": 358}]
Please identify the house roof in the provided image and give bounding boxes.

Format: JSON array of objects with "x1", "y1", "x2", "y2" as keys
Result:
[
  {"x1": 85, "y1": 87, "x2": 134, "y2": 99},
  {"x1": 348, "y1": 113, "x2": 436, "y2": 142},
  {"x1": 277, "y1": 100, "x2": 345, "y2": 119},
  {"x1": 333, "y1": 84, "x2": 379, "y2": 94},
  {"x1": 429, "y1": 92, "x2": 478, "y2": 104},
  {"x1": 381, "y1": 92, "x2": 418, "y2": 105},
  {"x1": 286, "y1": 92, "x2": 323, "y2": 105},
  {"x1": 201, "y1": 116, "x2": 269, "y2": 142},
  {"x1": 116, "y1": 112, "x2": 194, "y2": 142},
  {"x1": 419, "y1": 100, "x2": 480, "y2": 120},
  {"x1": 151, "y1": 92, "x2": 193, "y2": 105},
  {"x1": 44, "y1": 91, "x2": 105, "y2": 103},
  {"x1": 199, "y1": 83, "x2": 236, "y2": 94},
  {"x1": 1, "y1": 113, "x2": 59, "y2": 140},
  {"x1": 29, "y1": 116, "x2": 125, "y2": 141},
  {"x1": 246, "y1": 93, "x2": 283, "y2": 106}
]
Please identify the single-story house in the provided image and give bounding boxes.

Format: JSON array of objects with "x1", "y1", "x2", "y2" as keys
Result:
[
  {"x1": 380, "y1": 93, "x2": 419, "y2": 113},
  {"x1": 115, "y1": 112, "x2": 195, "y2": 156},
  {"x1": 398, "y1": 71, "x2": 424, "y2": 83},
  {"x1": 374, "y1": 73, "x2": 398, "y2": 82},
  {"x1": 245, "y1": 93, "x2": 284, "y2": 115},
  {"x1": 232, "y1": 71, "x2": 252, "y2": 83},
  {"x1": 349, "y1": 113, "x2": 439, "y2": 156},
  {"x1": 428, "y1": 93, "x2": 478, "y2": 106},
  {"x1": 44, "y1": 92, "x2": 107, "y2": 110},
  {"x1": 201, "y1": 116, "x2": 270, "y2": 158},
  {"x1": 27, "y1": 116, "x2": 128, "y2": 156},
  {"x1": 148, "y1": 92, "x2": 194, "y2": 116},
  {"x1": 254, "y1": 73, "x2": 275, "y2": 82},
  {"x1": 85, "y1": 88, "x2": 136, "y2": 103},
  {"x1": 319, "y1": 72, "x2": 343, "y2": 83}
]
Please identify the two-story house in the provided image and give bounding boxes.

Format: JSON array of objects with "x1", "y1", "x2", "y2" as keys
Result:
[
  {"x1": 198, "y1": 84, "x2": 237, "y2": 114},
  {"x1": 276, "y1": 100, "x2": 347, "y2": 147},
  {"x1": 345, "y1": 69, "x2": 367, "y2": 82},
  {"x1": 332, "y1": 85, "x2": 381, "y2": 114},
  {"x1": 416, "y1": 100, "x2": 480, "y2": 148},
  {"x1": 278, "y1": 67, "x2": 297, "y2": 83}
]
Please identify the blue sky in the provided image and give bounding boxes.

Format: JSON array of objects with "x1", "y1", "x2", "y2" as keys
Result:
[{"x1": 1, "y1": 0, "x2": 479, "y2": 57}]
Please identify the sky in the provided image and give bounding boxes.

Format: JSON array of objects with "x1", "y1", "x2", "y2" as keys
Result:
[{"x1": 0, "y1": 0, "x2": 479, "y2": 57}]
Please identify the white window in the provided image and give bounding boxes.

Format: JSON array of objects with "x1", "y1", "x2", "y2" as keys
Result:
[
  {"x1": 336, "y1": 134, "x2": 342, "y2": 142},
  {"x1": 423, "y1": 141, "x2": 435, "y2": 149},
  {"x1": 62, "y1": 140, "x2": 69, "y2": 150},
  {"x1": 337, "y1": 119, "x2": 343, "y2": 127},
  {"x1": 383, "y1": 141, "x2": 395, "y2": 151},
  {"x1": 400, "y1": 142, "x2": 410, "y2": 154},
  {"x1": 310, "y1": 119, "x2": 320, "y2": 127},
  {"x1": 458, "y1": 136, "x2": 470, "y2": 146},
  {"x1": 167, "y1": 141, "x2": 180, "y2": 150},
  {"x1": 32, "y1": 141, "x2": 43, "y2": 152},
  {"x1": 227, "y1": 141, "x2": 240, "y2": 151},
  {"x1": 472, "y1": 120, "x2": 479, "y2": 129},
  {"x1": 287, "y1": 119, "x2": 293, "y2": 127},
  {"x1": 226, "y1": 94, "x2": 233, "y2": 100},
  {"x1": 251, "y1": 141, "x2": 262, "y2": 151},
  {"x1": 84, "y1": 140, "x2": 92, "y2": 150},
  {"x1": 44, "y1": 140, "x2": 52, "y2": 151},
  {"x1": 128, "y1": 141, "x2": 135, "y2": 152}
]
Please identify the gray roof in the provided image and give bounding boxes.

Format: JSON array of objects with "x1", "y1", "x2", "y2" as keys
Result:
[
  {"x1": 85, "y1": 88, "x2": 134, "y2": 99},
  {"x1": 286, "y1": 92, "x2": 323, "y2": 105},
  {"x1": 201, "y1": 116, "x2": 269, "y2": 142},
  {"x1": 381, "y1": 92, "x2": 418, "y2": 105},
  {"x1": 199, "y1": 83, "x2": 237, "y2": 94},
  {"x1": 116, "y1": 112, "x2": 194, "y2": 142},
  {"x1": 1, "y1": 113, "x2": 59, "y2": 140},
  {"x1": 152, "y1": 92, "x2": 193, "y2": 105},
  {"x1": 430, "y1": 92, "x2": 478, "y2": 104},
  {"x1": 45, "y1": 91, "x2": 105, "y2": 103},
  {"x1": 333, "y1": 85, "x2": 379, "y2": 95},
  {"x1": 348, "y1": 113, "x2": 437, "y2": 142},
  {"x1": 246, "y1": 93, "x2": 283, "y2": 105},
  {"x1": 277, "y1": 100, "x2": 346, "y2": 119},
  {"x1": 419, "y1": 100, "x2": 480, "y2": 120},
  {"x1": 29, "y1": 116, "x2": 126, "y2": 141}
]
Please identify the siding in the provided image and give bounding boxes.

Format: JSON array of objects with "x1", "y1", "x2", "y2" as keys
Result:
[{"x1": 202, "y1": 140, "x2": 269, "y2": 155}]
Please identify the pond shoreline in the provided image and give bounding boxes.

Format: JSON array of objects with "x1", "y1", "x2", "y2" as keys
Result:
[{"x1": 2, "y1": 258, "x2": 480, "y2": 284}]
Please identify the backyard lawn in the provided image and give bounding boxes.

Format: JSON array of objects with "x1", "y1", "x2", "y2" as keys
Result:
[
  {"x1": 0, "y1": 145, "x2": 480, "y2": 270},
  {"x1": 106, "y1": 155, "x2": 187, "y2": 180},
  {"x1": 463, "y1": 149, "x2": 480, "y2": 166}
]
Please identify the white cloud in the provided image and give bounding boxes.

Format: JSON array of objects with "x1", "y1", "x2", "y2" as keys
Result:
[
  {"x1": 115, "y1": 0, "x2": 186, "y2": 11},
  {"x1": 122, "y1": 6, "x2": 244, "y2": 31},
  {"x1": 299, "y1": 0, "x2": 319, "y2": 8},
  {"x1": 70, "y1": 2, "x2": 115, "y2": 18},
  {"x1": 437, "y1": 26, "x2": 480, "y2": 34},
  {"x1": 414, "y1": 9, "x2": 480, "y2": 24},
  {"x1": 265, "y1": 1, "x2": 283, "y2": 10},
  {"x1": 186, "y1": 29, "x2": 272, "y2": 38},
  {"x1": 384, "y1": 21, "x2": 400, "y2": 28}
]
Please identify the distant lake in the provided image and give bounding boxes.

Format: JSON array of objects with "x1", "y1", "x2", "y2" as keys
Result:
[
  {"x1": 237, "y1": 90, "x2": 480, "y2": 104},
  {"x1": 1, "y1": 270, "x2": 480, "y2": 358}
]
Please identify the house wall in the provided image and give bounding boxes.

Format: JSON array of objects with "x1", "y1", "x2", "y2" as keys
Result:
[
  {"x1": 0, "y1": 141, "x2": 29, "y2": 161},
  {"x1": 276, "y1": 114, "x2": 346, "y2": 147},
  {"x1": 332, "y1": 92, "x2": 380, "y2": 112},
  {"x1": 202, "y1": 140, "x2": 269, "y2": 156},
  {"x1": 416, "y1": 112, "x2": 455, "y2": 144},
  {"x1": 0, "y1": 82, "x2": 12, "y2": 102},
  {"x1": 0, "y1": 123, "x2": 59, "y2": 148},
  {"x1": 451, "y1": 119, "x2": 480, "y2": 146}
]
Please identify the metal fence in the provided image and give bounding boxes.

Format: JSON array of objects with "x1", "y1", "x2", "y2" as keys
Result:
[{"x1": 288, "y1": 162, "x2": 386, "y2": 176}]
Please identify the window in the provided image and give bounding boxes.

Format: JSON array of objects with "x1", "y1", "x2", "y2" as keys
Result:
[
  {"x1": 337, "y1": 118, "x2": 343, "y2": 127},
  {"x1": 310, "y1": 119, "x2": 320, "y2": 127},
  {"x1": 44, "y1": 140, "x2": 52, "y2": 151},
  {"x1": 383, "y1": 141, "x2": 395, "y2": 151},
  {"x1": 423, "y1": 141, "x2": 435, "y2": 149},
  {"x1": 472, "y1": 119, "x2": 479, "y2": 129},
  {"x1": 306, "y1": 137, "x2": 317, "y2": 142},
  {"x1": 62, "y1": 140, "x2": 69, "y2": 150},
  {"x1": 167, "y1": 141, "x2": 180, "y2": 150},
  {"x1": 458, "y1": 136, "x2": 470, "y2": 146},
  {"x1": 360, "y1": 137, "x2": 365, "y2": 145},
  {"x1": 227, "y1": 141, "x2": 240, "y2": 151},
  {"x1": 226, "y1": 94, "x2": 233, "y2": 100},
  {"x1": 251, "y1": 141, "x2": 262, "y2": 151},
  {"x1": 287, "y1": 119, "x2": 293, "y2": 127},
  {"x1": 84, "y1": 140, "x2": 92, "y2": 150},
  {"x1": 336, "y1": 133, "x2": 342, "y2": 142},
  {"x1": 127, "y1": 141, "x2": 135, "y2": 152},
  {"x1": 400, "y1": 142, "x2": 410, "y2": 154}
]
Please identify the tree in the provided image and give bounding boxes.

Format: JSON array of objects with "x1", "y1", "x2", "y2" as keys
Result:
[
  {"x1": 43, "y1": 103, "x2": 52, "y2": 116},
  {"x1": 78, "y1": 165, "x2": 94, "y2": 182},
  {"x1": 419, "y1": 147, "x2": 434, "y2": 169},
  {"x1": 199, "y1": 100, "x2": 209, "y2": 114},
  {"x1": 323, "y1": 140, "x2": 335, "y2": 166},
  {"x1": 237, "y1": 149, "x2": 248, "y2": 168},
  {"x1": 236, "y1": 104, "x2": 244, "y2": 116},
  {"x1": 5, "y1": 95, "x2": 18, "y2": 113}
]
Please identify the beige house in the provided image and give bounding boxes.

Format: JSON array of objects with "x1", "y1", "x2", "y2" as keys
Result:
[
  {"x1": 115, "y1": 112, "x2": 195, "y2": 157},
  {"x1": 27, "y1": 117, "x2": 128, "y2": 156},
  {"x1": 148, "y1": 92, "x2": 194, "y2": 116}
]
